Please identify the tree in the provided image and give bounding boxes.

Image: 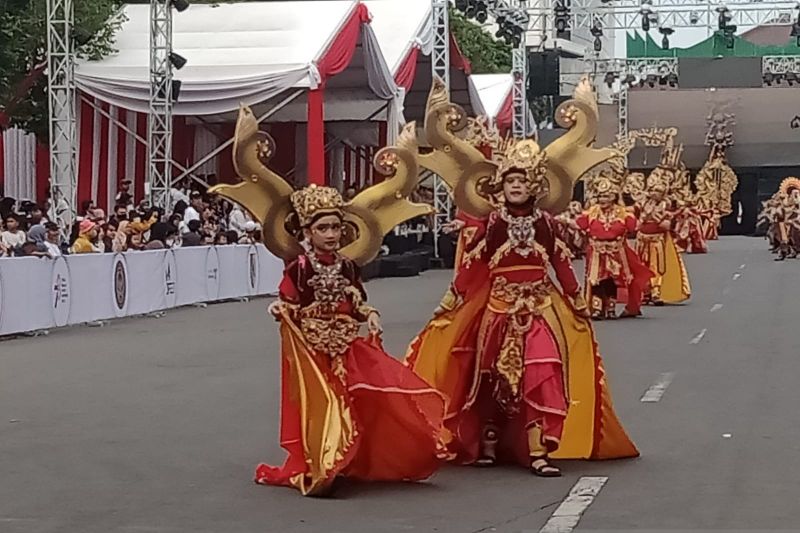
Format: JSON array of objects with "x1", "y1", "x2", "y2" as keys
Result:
[
  {"x1": 448, "y1": 7, "x2": 512, "y2": 74},
  {"x1": 0, "y1": 0, "x2": 123, "y2": 138}
]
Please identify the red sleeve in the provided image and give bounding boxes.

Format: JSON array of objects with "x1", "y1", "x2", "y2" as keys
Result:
[
  {"x1": 625, "y1": 214, "x2": 638, "y2": 233},
  {"x1": 278, "y1": 259, "x2": 300, "y2": 303},
  {"x1": 545, "y1": 217, "x2": 580, "y2": 297},
  {"x1": 575, "y1": 214, "x2": 589, "y2": 231}
]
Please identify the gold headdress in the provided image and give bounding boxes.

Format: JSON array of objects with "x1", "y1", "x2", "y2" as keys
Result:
[
  {"x1": 585, "y1": 168, "x2": 623, "y2": 202},
  {"x1": 779, "y1": 177, "x2": 800, "y2": 197},
  {"x1": 646, "y1": 170, "x2": 669, "y2": 193},
  {"x1": 289, "y1": 185, "x2": 345, "y2": 227},
  {"x1": 209, "y1": 106, "x2": 431, "y2": 266},
  {"x1": 419, "y1": 76, "x2": 618, "y2": 218}
]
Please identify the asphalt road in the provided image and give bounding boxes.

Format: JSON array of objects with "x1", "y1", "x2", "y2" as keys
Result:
[{"x1": 2, "y1": 236, "x2": 799, "y2": 533}]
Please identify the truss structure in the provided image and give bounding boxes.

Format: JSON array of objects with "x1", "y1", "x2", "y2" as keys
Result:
[
  {"x1": 149, "y1": 0, "x2": 175, "y2": 212},
  {"x1": 512, "y1": 44, "x2": 529, "y2": 138},
  {"x1": 431, "y1": 0, "x2": 453, "y2": 260},
  {"x1": 527, "y1": 0, "x2": 798, "y2": 33},
  {"x1": 46, "y1": 0, "x2": 77, "y2": 230}
]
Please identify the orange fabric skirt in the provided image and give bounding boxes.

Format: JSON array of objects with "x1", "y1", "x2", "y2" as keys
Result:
[{"x1": 256, "y1": 314, "x2": 446, "y2": 495}]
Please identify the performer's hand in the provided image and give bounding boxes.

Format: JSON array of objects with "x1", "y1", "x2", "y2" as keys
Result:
[
  {"x1": 572, "y1": 293, "x2": 591, "y2": 318},
  {"x1": 267, "y1": 300, "x2": 284, "y2": 319},
  {"x1": 442, "y1": 219, "x2": 466, "y2": 235},
  {"x1": 367, "y1": 311, "x2": 383, "y2": 334}
]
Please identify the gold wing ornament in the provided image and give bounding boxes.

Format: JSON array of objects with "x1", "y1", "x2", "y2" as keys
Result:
[
  {"x1": 339, "y1": 123, "x2": 433, "y2": 264},
  {"x1": 420, "y1": 76, "x2": 618, "y2": 218},
  {"x1": 210, "y1": 107, "x2": 430, "y2": 266}
]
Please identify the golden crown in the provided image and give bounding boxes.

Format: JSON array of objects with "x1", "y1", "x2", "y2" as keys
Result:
[
  {"x1": 290, "y1": 184, "x2": 345, "y2": 227},
  {"x1": 646, "y1": 170, "x2": 669, "y2": 192},
  {"x1": 479, "y1": 139, "x2": 549, "y2": 202}
]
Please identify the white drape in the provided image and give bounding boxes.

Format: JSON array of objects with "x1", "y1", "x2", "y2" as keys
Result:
[{"x1": 2, "y1": 128, "x2": 37, "y2": 201}]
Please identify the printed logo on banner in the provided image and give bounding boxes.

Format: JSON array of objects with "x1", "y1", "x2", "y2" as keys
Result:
[
  {"x1": 205, "y1": 246, "x2": 220, "y2": 301},
  {"x1": 164, "y1": 250, "x2": 178, "y2": 308},
  {"x1": 247, "y1": 245, "x2": 260, "y2": 295},
  {"x1": 51, "y1": 256, "x2": 71, "y2": 327},
  {"x1": 112, "y1": 254, "x2": 129, "y2": 317}
]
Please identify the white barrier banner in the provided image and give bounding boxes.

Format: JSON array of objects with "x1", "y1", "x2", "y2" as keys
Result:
[{"x1": 0, "y1": 244, "x2": 282, "y2": 336}]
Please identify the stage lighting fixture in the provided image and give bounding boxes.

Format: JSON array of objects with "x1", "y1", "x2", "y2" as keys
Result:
[
  {"x1": 717, "y1": 6, "x2": 731, "y2": 30},
  {"x1": 455, "y1": 0, "x2": 468, "y2": 11},
  {"x1": 689, "y1": 11, "x2": 700, "y2": 25},
  {"x1": 171, "y1": 80, "x2": 182, "y2": 101},
  {"x1": 475, "y1": 0, "x2": 488, "y2": 23},
  {"x1": 659, "y1": 27, "x2": 673, "y2": 50},
  {"x1": 465, "y1": 0, "x2": 477, "y2": 18},
  {"x1": 604, "y1": 72, "x2": 616, "y2": 88},
  {"x1": 646, "y1": 74, "x2": 657, "y2": 88},
  {"x1": 786, "y1": 72, "x2": 797, "y2": 86},
  {"x1": 622, "y1": 74, "x2": 637, "y2": 86},
  {"x1": 591, "y1": 22, "x2": 603, "y2": 52},
  {"x1": 640, "y1": 5, "x2": 652, "y2": 31},
  {"x1": 169, "y1": 52, "x2": 187, "y2": 70},
  {"x1": 555, "y1": 1, "x2": 570, "y2": 35},
  {"x1": 171, "y1": 0, "x2": 190, "y2": 13}
]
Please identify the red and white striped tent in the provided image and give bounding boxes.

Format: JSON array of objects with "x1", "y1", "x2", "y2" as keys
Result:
[
  {"x1": 469, "y1": 73, "x2": 514, "y2": 137},
  {"x1": 73, "y1": 0, "x2": 400, "y2": 211},
  {"x1": 1, "y1": 0, "x2": 479, "y2": 208}
]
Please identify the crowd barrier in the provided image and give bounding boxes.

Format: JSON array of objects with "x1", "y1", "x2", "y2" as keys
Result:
[{"x1": 0, "y1": 245, "x2": 283, "y2": 336}]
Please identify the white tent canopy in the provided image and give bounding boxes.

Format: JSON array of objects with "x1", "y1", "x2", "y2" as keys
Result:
[
  {"x1": 75, "y1": 1, "x2": 397, "y2": 116},
  {"x1": 470, "y1": 73, "x2": 513, "y2": 121},
  {"x1": 363, "y1": 0, "x2": 433, "y2": 74}
]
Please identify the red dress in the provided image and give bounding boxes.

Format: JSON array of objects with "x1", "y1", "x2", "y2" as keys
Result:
[
  {"x1": 408, "y1": 205, "x2": 639, "y2": 465},
  {"x1": 576, "y1": 205, "x2": 653, "y2": 314},
  {"x1": 255, "y1": 252, "x2": 446, "y2": 495}
]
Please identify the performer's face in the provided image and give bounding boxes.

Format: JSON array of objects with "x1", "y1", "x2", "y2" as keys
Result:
[
  {"x1": 649, "y1": 189, "x2": 665, "y2": 201},
  {"x1": 305, "y1": 214, "x2": 343, "y2": 253},
  {"x1": 502, "y1": 172, "x2": 531, "y2": 205},
  {"x1": 598, "y1": 193, "x2": 615, "y2": 208}
]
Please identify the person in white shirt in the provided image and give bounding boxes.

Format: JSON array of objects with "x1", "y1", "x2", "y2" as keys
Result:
[
  {"x1": 1, "y1": 215, "x2": 26, "y2": 251},
  {"x1": 43, "y1": 222, "x2": 63, "y2": 258},
  {"x1": 228, "y1": 203, "x2": 250, "y2": 238},
  {"x1": 182, "y1": 191, "x2": 203, "y2": 233}
]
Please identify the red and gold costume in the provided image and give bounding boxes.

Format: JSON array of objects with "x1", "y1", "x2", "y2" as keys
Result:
[
  {"x1": 634, "y1": 175, "x2": 691, "y2": 305},
  {"x1": 555, "y1": 201, "x2": 586, "y2": 259},
  {"x1": 672, "y1": 199, "x2": 708, "y2": 254},
  {"x1": 767, "y1": 178, "x2": 800, "y2": 260},
  {"x1": 406, "y1": 79, "x2": 638, "y2": 472},
  {"x1": 576, "y1": 184, "x2": 653, "y2": 318},
  {"x1": 211, "y1": 110, "x2": 445, "y2": 495}
]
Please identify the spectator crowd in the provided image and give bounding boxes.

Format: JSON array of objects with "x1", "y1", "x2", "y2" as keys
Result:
[{"x1": 0, "y1": 180, "x2": 262, "y2": 259}]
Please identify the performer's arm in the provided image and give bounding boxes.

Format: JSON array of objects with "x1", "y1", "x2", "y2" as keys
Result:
[
  {"x1": 575, "y1": 214, "x2": 590, "y2": 233},
  {"x1": 625, "y1": 214, "x2": 638, "y2": 234}
]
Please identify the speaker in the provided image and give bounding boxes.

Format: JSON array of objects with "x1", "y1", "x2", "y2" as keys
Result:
[{"x1": 529, "y1": 51, "x2": 559, "y2": 97}]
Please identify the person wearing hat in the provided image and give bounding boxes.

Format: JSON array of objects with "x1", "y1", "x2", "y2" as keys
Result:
[
  {"x1": 238, "y1": 220, "x2": 258, "y2": 244},
  {"x1": 71, "y1": 219, "x2": 100, "y2": 254}
]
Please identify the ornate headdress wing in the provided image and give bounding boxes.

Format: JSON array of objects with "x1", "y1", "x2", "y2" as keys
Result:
[
  {"x1": 420, "y1": 76, "x2": 618, "y2": 218},
  {"x1": 210, "y1": 107, "x2": 430, "y2": 266}
]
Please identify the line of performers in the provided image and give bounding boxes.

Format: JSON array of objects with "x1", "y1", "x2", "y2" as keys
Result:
[
  {"x1": 758, "y1": 177, "x2": 800, "y2": 261},
  {"x1": 211, "y1": 81, "x2": 708, "y2": 497},
  {"x1": 555, "y1": 170, "x2": 695, "y2": 320}
]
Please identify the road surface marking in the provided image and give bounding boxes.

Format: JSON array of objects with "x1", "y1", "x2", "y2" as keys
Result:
[
  {"x1": 640, "y1": 372, "x2": 676, "y2": 403},
  {"x1": 740, "y1": 263, "x2": 747, "y2": 270},
  {"x1": 539, "y1": 477, "x2": 608, "y2": 533},
  {"x1": 690, "y1": 329, "x2": 707, "y2": 345},
  {"x1": 710, "y1": 304, "x2": 723, "y2": 313},
  {"x1": 732, "y1": 273, "x2": 741, "y2": 280}
]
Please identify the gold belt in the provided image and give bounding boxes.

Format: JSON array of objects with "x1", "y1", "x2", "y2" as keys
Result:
[
  {"x1": 590, "y1": 238, "x2": 624, "y2": 253},
  {"x1": 489, "y1": 276, "x2": 552, "y2": 315},
  {"x1": 638, "y1": 232, "x2": 666, "y2": 243},
  {"x1": 300, "y1": 314, "x2": 360, "y2": 357}
]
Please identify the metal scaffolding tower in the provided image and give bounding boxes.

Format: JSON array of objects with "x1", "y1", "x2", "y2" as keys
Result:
[
  {"x1": 46, "y1": 0, "x2": 77, "y2": 230},
  {"x1": 512, "y1": 42, "x2": 529, "y2": 139},
  {"x1": 526, "y1": 0, "x2": 798, "y2": 32},
  {"x1": 148, "y1": 0, "x2": 175, "y2": 211},
  {"x1": 431, "y1": 0, "x2": 452, "y2": 260}
]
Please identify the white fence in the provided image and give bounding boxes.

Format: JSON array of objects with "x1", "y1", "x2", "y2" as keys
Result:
[{"x1": 0, "y1": 245, "x2": 282, "y2": 336}]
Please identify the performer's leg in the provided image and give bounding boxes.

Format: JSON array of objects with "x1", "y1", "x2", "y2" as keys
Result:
[
  {"x1": 527, "y1": 425, "x2": 561, "y2": 477},
  {"x1": 621, "y1": 277, "x2": 643, "y2": 317},
  {"x1": 475, "y1": 379, "x2": 500, "y2": 467}
]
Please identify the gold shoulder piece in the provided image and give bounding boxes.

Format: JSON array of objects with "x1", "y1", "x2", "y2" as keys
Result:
[
  {"x1": 209, "y1": 105, "x2": 301, "y2": 262},
  {"x1": 340, "y1": 122, "x2": 433, "y2": 266},
  {"x1": 421, "y1": 77, "x2": 493, "y2": 218},
  {"x1": 541, "y1": 83, "x2": 619, "y2": 213}
]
